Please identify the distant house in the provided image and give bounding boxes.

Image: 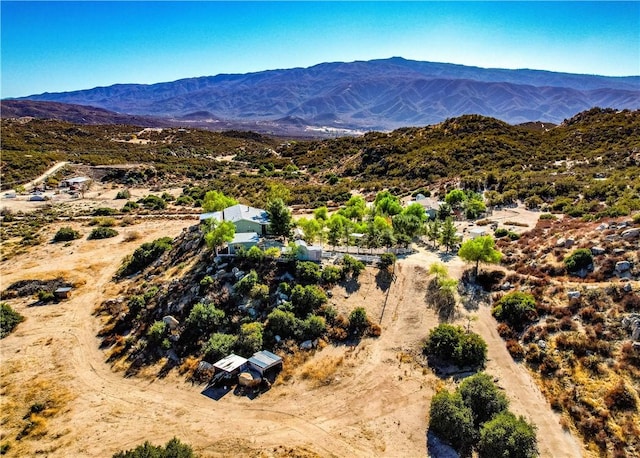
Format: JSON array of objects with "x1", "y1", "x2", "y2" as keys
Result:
[
  {"x1": 200, "y1": 204, "x2": 269, "y2": 236},
  {"x1": 61, "y1": 177, "x2": 91, "y2": 189},
  {"x1": 409, "y1": 196, "x2": 442, "y2": 219},
  {"x1": 200, "y1": 204, "x2": 272, "y2": 254},
  {"x1": 294, "y1": 239, "x2": 322, "y2": 262},
  {"x1": 248, "y1": 350, "x2": 283, "y2": 376}
]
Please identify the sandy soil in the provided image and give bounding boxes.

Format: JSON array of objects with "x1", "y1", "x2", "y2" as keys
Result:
[{"x1": 0, "y1": 205, "x2": 585, "y2": 457}]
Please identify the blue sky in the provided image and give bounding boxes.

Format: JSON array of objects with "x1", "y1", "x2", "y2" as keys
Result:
[{"x1": 1, "y1": 1, "x2": 639, "y2": 98}]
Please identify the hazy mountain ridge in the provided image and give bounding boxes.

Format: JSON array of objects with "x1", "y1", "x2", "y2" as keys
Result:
[{"x1": 13, "y1": 57, "x2": 640, "y2": 130}]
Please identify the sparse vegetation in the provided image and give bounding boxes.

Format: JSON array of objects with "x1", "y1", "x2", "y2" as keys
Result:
[
  {"x1": 88, "y1": 227, "x2": 118, "y2": 240},
  {"x1": 0, "y1": 303, "x2": 24, "y2": 338},
  {"x1": 112, "y1": 437, "x2": 195, "y2": 458},
  {"x1": 52, "y1": 226, "x2": 80, "y2": 242}
]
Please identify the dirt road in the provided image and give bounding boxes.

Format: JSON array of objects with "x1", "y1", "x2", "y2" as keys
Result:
[{"x1": 0, "y1": 216, "x2": 584, "y2": 457}]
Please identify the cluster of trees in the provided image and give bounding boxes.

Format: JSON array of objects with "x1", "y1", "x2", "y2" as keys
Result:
[
  {"x1": 423, "y1": 323, "x2": 487, "y2": 369},
  {"x1": 429, "y1": 372, "x2": 538, "y2": 457}
]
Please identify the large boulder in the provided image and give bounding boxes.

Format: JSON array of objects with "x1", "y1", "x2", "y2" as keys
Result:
[
  {"x1": 621, "y1": 228, "x2": 640, "y2": 239},
  {"x1": 591, "y1": 246, "x2": 606, "y2": 256},
  {"x1": 163, "y1": 315, "x2": 180, "y2": 330},
  {"x1": 615, "y1": 261, "x2": 632, "y2": 273}
]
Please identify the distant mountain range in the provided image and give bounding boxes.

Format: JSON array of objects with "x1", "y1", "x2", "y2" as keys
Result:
[{"x1": 7, "y1": 57, "x2": 640, "y2": 132}]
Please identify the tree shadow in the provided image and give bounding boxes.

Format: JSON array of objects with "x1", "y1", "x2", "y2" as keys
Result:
[
  {"x1": 425, "y1": 278, "x2": 456, "y2": 322},
  {"x1": 375, "y1": 269, "x2": 392, "y2": 292},
  {"x1": 343, "y1": 277, "x2": 361, "y2": 294},
  {"x1": 426, "y1": 430, "x2": 459, "y2": 458},
  {"x1": 437, "y1": 251, "x2": 457, "y2": 262}
]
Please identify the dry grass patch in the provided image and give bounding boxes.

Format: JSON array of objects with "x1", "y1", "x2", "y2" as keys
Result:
[{"x1": 299, "y1": 355, "x2": 344, "y2": 386}]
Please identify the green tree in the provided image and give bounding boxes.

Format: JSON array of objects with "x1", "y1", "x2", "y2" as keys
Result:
[
  {"x1": 445, "y1": 189, "x2": 467, "y2": 209},
  {"x1": 374, "y1": 191, "x2": 403, "y2": 216},
  {"x1": 0, "y1": 303, "x2": 24, "y2": 338},
  {"x1": 424, "y1": 323, "x2": 487, "y2": 368},
  {"x1": 296, "y1": 217, "x2": 322, "y2": 243},
  {"x1": 478, "y1": 412, "x2": 538, "y2": 458},
  {"x1": 266, "y1": 183, "x2": 291, "y2": 204},
  {"x1": 392, "y1": 213, "x2": 424, "y2": 240},
  {"x1": 464, "y1": 198, "x2": 487, "y2": 219},
  {"x1": 313, "y1": 206, "x2": 329, "y2": 222},
  {"x1": 429, "y1": 390, "x2": 477, "y2": 454},
  {"x1": 439, "y1": 217, "x2": 459, "y2": 252},
  {"x1": 244, "y1": 245, "x2": 265, "y2": 263},
  {"x1": 458, "y1": 235, "x2": 502, "y2": 277},
  {"x1": 203, "y1": 219, "x2": 236, "y2": 255},
  {"x1": 492, "y1": 291, "x2": 536, "y2": 331},
  {"x1": 403, "y1": 202, "x2": 428, "y2": 221},
  {"x1": 342, "y1": 195, "x2": 367, "y2": 221},
  {"x1": 459, "y1": 372, "x2": 509, "y2": 427},
  {"x1": 426, "y1": 219, "x2": 441, "y2": 249},
  {"x1": 202, "y1": 190, "x2": 237, "y2": 212},
  {"x1": 267, "y1": 198, "x2": 293, "y2": 240}
]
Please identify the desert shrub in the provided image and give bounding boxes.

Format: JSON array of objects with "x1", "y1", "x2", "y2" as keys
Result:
[
  {"x1": 459, "y1": 372, "x2": 509, "y2": 427},
  {"x1": 496, "y1": 323, "x2": 516, "y2": 340},
  {"x1": 604, "y1": 380, "x2": 638, "y2": 411},
  {"x1": 114, "y1": 189, "x2": 131, "y2": 200},
  {"x1": 202, "y1": 333, "x2": 237, "y2": 362},
  {"x1": 122, "y1": 201, "x2": 139, "y2": 212},
  {"x1": 112, "y1": 437, "x2": 195, "y2": 458},
  {"x1": 302, "y1": 314, "x2": 326, "y2": 340},
  {"x1": 492, "y1": 291, "x2": 537, "y2": 331},
  {"x1": 478, "y1": 411, "x2": 538, "y2": 458},
  {"x1": 90, "y1": 216, "x2": 116, "y2": 227},
  {"x1": 234, "y1": 270, "x2": 258, "y2": 296},
  {"x1": 175, "y1": 195, "x2": 194, "y2": 206},
  {"x1": 53, "y1": 226, "x2": 80, "y2": 242},
  {"x1": 378, "y1": 252, "x2": 396, "y2": 270},
  {"x1": 539, "y1": 213, "x2": 557, "y2": 220},
  {"x1": 186, "y1": 302, "x2": 224, "y2": 335},
  {"x1": 161, "y1": 192, "x2": 175, "y2": 202},
  {"x1": 424, "y1": 323, "x2": 487, "y2": 368},
  {"x1": 296, "y1": 261, "x2": 322, "y2": 284},
  {"x1": 235, "y1": 322, "x2": 263, "y2": 356},
  {"x1": 290, "y1": 284, "x2": 327, "y2": 316},
  {"x1": 93, "y1": 207, "x2": 117, "y2": 216},
  {"x1": 0, "y1": 302, "x2": 24, "y2": 338},
  {"x1": 265, "y1": 308, "x2": 301, "y2": 340},
  {"x1": 243, "y1": 245, "x2": 265, "y2": 263},
  {"x1": 88, "y1": 227, "x2": 118, "y2": 240},
  {"x1": 117, "y1": 237, "x2": 172, "y2": 277},
  {"x1": 429, "y1": 390, "x2": 477, "y2": 454},
  {"x1": 564, "y1": 248, "x2": 594, "y2": 273},
  {"x1": 506, "y1": 339, "x2": 525, "y2": 360},
  {"x1": 524, "y1": 344, "x2": 543, "y2": 364},
  {"x1": 122, "y1": 231, "x2": 141, "y2": 242},
  {"x1": 348, "y1": 307, "x2": 370, "y2": 334},
  {"x1": 146, "y1": 321, "x2": 167, "y2": 346},
  {"x1": 494, "y1": 227, "x2": 509, "y2": 238},
  {"x1": 37, "y1": 290, "x2": 55, "y2": 302},
  {"x1": 139, "y1": 194, "x2": 167, "y2": 210},
  {"x1": 321, "y1": 265, "x2": 342, "y2": 284}
]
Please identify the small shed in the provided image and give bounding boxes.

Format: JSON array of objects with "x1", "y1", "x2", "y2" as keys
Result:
[
  {"x1": 295, "y1": 240, "x2": 322, "y2": 262},
  {"x1": 61, "y1": 177, "x2": 90, "y2": 188},
  {"x1": 469, "y1": 227, "x2": 488, "y2": 239},
  {"x1": 213, "y1": 354, "x2": 248, "y2": 375},
  {"x1": 54, "y1": 287, "x2": 72, "y2": 299},
  {"x1": 248, "y1": 350, "x2": 283, "y2": 376},
  {"x1": 229, "y1": 232, "x2": 260, "y2": 254}
]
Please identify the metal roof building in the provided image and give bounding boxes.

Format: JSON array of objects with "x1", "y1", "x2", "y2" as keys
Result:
[
  {"x1": 213, "y1": 354, "x2": 248, "y2": 374},
  {"x1": 248, "y1": 350, "x2": 283, "y2": 375}
]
